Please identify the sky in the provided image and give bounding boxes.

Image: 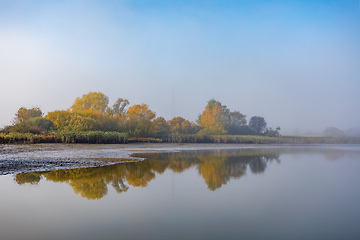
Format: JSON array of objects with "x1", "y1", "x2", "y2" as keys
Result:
[{"x1": 0, "y1": 0, "x2": 359, "y2": 134}]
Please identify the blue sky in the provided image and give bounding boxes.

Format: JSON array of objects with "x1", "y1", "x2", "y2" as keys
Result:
[{"x1": 1, "y1": 0, "x2": 359, "y2": 134}]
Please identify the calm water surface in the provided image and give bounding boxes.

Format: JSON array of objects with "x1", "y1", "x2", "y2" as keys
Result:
[{"x1": 1, "y1": 145, "x2": 360, "y2": 240}]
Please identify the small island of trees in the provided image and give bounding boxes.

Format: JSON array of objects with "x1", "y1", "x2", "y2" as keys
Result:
[{"x1": 0, "y1": 91, "x2": 358, "y2": 144}]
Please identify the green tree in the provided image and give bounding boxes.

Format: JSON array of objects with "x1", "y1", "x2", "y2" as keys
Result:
[
  {"x1": 224, "y1": 111, "x2": 247, "y2": 134},
  {"x1": 28, "y1": 117, "x2": 54, "y2": 132},
  {"x1": 264, "y1": 127, "x2": 280, "y2": 137},
  {"x1": 249, "y1": 116, "x2": 267, "y2": 134}
]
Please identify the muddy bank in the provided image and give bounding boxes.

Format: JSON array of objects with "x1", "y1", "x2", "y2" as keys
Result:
[{"x1": 0, "y1": 143, "x2": 252, "y2": 175}]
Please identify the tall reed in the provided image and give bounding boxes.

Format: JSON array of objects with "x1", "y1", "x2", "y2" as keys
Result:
[{"x1": 1, "y1": 132, "x2": 360, "y2": 144}]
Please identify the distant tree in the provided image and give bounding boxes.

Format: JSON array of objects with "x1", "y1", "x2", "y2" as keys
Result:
[
  {"x1": 71, "y1": 92, "x2": 109, "y2": 114},
  {"x1": 323, "y1": 127, "x2": 344, "y2": 137},
  {"x1": 264, "y1": 127, "x2": 280, "y2": 137},
  {"x1": 249, "y1": 116, "x2": 267, "y2": 134},
  {"x1": 345, "y1": 128, "x2": 360, "y2": 137}
]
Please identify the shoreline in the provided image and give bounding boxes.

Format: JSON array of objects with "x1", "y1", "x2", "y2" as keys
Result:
[
  {"x1": 0, "y1": 143, "x2": 250, "y2": 175},
  {"x1": 1, "y1": 143, "x2": 360, "y2": 175}
]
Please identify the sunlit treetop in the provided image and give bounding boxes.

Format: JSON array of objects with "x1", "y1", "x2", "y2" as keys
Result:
[{"x1": 71, "y1": 92, "x2": 109, "y2": 114}]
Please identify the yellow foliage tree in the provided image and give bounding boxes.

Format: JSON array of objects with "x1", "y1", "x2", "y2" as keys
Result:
[
  {"x1": 151, "y1": 117, "x2": 170, "y2": 138},
  {"x1": 45, "y1": 110, "x2": 96, "y2": 131},
  {"x1": 126, "y1": 104, "x2": 156, "y2": 137},
  {"x1": 168, "y1": 117, "x2": 197, "y2": 134},
  {"x1": 198, "y1": 99, "x2": 227, "y2": 135},
  {"x1": 71, "y1": 92, "x2": 109, "y2": 114}
]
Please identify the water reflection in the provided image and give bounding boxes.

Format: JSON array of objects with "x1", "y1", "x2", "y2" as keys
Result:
[
  {"x1": 13, "y1": 149, "x2": 281, "y2": 199},
  {"x1": 13, "y1": 146, "x2": 359, "y2": 200}
]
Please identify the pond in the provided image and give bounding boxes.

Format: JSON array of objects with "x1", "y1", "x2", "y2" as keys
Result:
[{"x1": 1, "y1": 144, "x2": 360, "y2": 240}]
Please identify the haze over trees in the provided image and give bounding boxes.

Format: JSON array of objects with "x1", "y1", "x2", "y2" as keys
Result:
[
  {"x1": 2, "y1": 91, "x2": 280, "y2": 138},
  {"x1": 323, "y1": 127, "x2": 344, "y2": 137}
]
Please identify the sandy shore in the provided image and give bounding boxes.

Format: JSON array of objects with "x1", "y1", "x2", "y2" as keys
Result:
[{"x1": 0, "y1": 143, "x2": 256, "y2": 175}]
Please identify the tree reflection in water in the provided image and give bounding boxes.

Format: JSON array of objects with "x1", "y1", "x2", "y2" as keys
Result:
[{"x1": 14, "y1": 148, "x2": 282, "y2": 199}]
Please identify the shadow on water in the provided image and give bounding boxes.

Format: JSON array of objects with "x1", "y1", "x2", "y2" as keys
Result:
[{"x1": 13, "y1": 147, "x2": 359, "y2": 200}]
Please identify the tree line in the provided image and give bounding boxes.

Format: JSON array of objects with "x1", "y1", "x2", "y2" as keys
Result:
[{"x1": 1, "y1": 91, "x2": 280, "y2": 138}]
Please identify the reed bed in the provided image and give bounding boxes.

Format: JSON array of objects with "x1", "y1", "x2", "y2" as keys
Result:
[
  {"x1": 0, "y1": 131, "x2": 128, "y2": 144},
  {"x1": 1, "y1": 132, "x2": 360, "y2": 144},
  {"x1": 163, "y1": 134, "x2": 360, "y2": 144}
]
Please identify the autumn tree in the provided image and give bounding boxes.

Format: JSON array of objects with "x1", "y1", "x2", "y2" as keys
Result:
[
  {"x1": 197, "y1": 99, "x2": 227, "y2": 135},
  {"x1": 168, "y1": 117, "x2": 198, "y2": 135},
  {"x1": 111, "y1": 98, "x2": 129, "y2": 116},
  {"x1": 11, "y1": 107, "x2": 53, "y2": 133},
  {"x1": 109, "y1": 98, "x2": 130, "y2": 132},
  {"x1": 198, "y1": 99, "x2": 247, "y2": 135},
  {"x1": 71, "y1": 92, "x2": 109, "y2": 114},
  {"x1": 151, "y1": 117, "x2": 171, "y2": 138},
  {"x1": 45, "y1": 110, "x2": 71, "y2": 130},
  {"x1": 45, "y1": 110, "x2": 96, "y2": 131},
  {"x1": 126, "y1": 104, "x2": 156, "y2": 137},
  {"x1": 14, "y1": 107, "x2": 42, "y2": 123},
  {"x1": 67, "y1": 92, "x2": 131, "y2": 132}
]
